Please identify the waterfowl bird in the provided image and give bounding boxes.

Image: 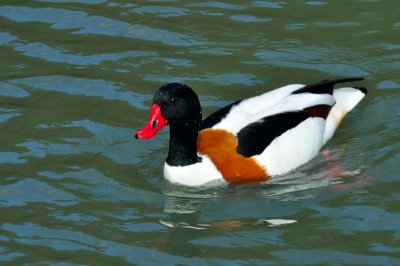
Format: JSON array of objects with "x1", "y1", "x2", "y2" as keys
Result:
[{"x1": 134, "y1": 78, "x2": 367, "y2": 187}]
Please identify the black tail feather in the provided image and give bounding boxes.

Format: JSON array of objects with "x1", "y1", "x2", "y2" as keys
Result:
[
  {"x1": 355, "y1": 86, "x2": 368, "y2": 94},
  {"x1": 292, "y1": 77, "x2": 365, "y2": 95}
]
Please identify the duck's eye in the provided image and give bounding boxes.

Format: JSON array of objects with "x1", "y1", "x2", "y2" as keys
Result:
[{"x1": 171, "y1": 97, "x2": 179, "y2": 104}]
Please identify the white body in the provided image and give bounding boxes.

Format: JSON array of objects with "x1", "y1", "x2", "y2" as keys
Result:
[{"x1": 165, "y1": 84, "x2": 366, "y2": 187}]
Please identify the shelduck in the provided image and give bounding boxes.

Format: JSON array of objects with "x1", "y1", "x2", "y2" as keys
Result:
[{"x1": 134, "y1": 78, "x2": 367, "y2": 187}]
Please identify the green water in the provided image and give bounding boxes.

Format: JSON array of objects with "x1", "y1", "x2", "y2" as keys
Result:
[{"x1": 0, "y1": 1, "x2": 399, "y2": 265}]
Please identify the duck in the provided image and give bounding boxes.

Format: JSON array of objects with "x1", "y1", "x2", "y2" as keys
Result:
[{"x1": 134, "y1": 77, "x2": 367, "y2": 187}]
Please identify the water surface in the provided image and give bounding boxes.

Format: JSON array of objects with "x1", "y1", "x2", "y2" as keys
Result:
[{"x1": 1, "y1": 1, "x2": 399, "y2": 265}]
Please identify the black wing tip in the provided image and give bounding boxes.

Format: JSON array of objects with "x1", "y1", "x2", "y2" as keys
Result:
[
  {"x1": 337, "y1": 77, "x2": 367, "y2": 94},
  {"x1": 355, "y1": 86, "x2": 368, "y2": 94},
  {"x1": 334, "y1": 77, "x2": 365, "y2": 83},
  {"x1": 292, "y1": 77, "x2": 365, "y2": 95},
  {"x1": 318, "y1": 77, "x2": 365, "y2": 86}
]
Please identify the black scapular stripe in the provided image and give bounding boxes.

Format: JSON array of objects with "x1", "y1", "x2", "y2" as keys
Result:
[
  {"x1": 292, "y1": 77, "x2": 364, "y2": 95},
  {"x1": 236, "y1": 111, "x2": 309, "y2": 157},
  {"x1": 200, "y1": 100, "x2": 242, "y2": 130}
]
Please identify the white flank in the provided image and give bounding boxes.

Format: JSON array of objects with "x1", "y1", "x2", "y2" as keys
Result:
[
  {"x1": 164, "y1": 155, "x2": 225, "y2": 187},
  {"x1": 255, "y1": 117, "x2": 326, "y2": 176},
  {"x1": 323, "y1": 87, "x2": 366, "y2": 144}
]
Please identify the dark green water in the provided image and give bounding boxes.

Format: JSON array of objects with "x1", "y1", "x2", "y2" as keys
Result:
[{"x1": 1, "y1": 1, "x2": 399, "y2": 265}]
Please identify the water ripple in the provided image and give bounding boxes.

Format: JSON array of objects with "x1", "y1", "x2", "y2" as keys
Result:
[
  {"x1": 133, "y1": 6, "x2": 188, "y2": 17},
  {"x1": 40, "y1": 168, "x2": 163, "y2": 204},
  {"x1": 0, "y1": 5, "x2": 203, "y2": 46},
  {"x1": 0, "y1": 108, "x2": 22, "y2": 123},
  {"x1": 145, "y1": 72, "x2": 264, "y2": 86},
  {"x1": 312, "y1": 205, "x2": 400, "y2": 233},
  {"x1": 10, "y1": 75, "x2": 150, "y2": 109},
  {"x1": 0, "y1": 32, "x2": 17, "y2": 45},
  {"x1": 13, "y1": 42, "x2": 156, "y2": 66},
  {"x1": 271, "y1": 249, "x2": 400, "y2": 265},
  {"x1": 1, "y1": 222, "x2": 240, "y2": 265},
  {"x1": 0, "y1": 151, "x2": 27, "y2": 164},
  {"x1": 187, "y1": 2, "x2": 245, "y2": 10},
  {"x1": 230, "y1": 15, "x2": 272, "y2": 23},
  {"x1": 0, "y1": 82, "x2": 30, "y2": 98},
  {"x1": 38, "y1": 0, "x2": 106, "y2": 4},
  {"x1": 253, "y1": 47, "x2": 370, "y2": 76},
  {"x1": 0, "y1": 178, "x2": 77, "y2": 207},
  {"x1": 252, "y1": 1, "x2": 285, "y2": 9},
  {"x1": 191, "y1": 230, "x2": 285, "y2": 247},
  {"x1": 0, "y1": 247, "x2": 24, "y2": 262}
]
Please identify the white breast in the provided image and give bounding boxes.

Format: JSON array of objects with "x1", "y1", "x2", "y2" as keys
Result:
[{"x1": 163, "y1": 156, "x2": 226, "y2": 187}]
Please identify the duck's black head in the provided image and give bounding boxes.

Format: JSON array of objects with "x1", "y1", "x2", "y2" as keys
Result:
[{"x1": 134, "y1": 83, "x2": 202, "y2": 139}]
